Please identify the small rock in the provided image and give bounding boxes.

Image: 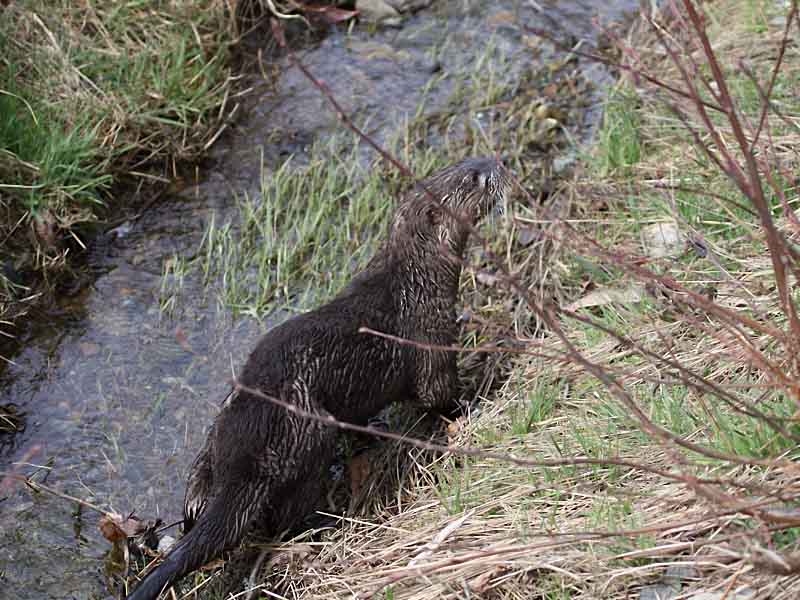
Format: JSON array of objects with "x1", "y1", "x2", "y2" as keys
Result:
[
  {"x1": 357, "y1": 0, "x2": 401, "y2": 23},
  {"x1": 541, "y1": 117, "x2": 560, "y2": 131},
  {"x1": 109, "y1": 221, "x2": 133, "y2": 239},
  {"x1": 553, "y1": 153, "x2": 576, "y2": 175},
  {"x1": 384, "y1": 0, "x2": 434, "y2": 11},
  {"x1": 476, "y1": 271, "x2": 499, "y2": 287},
  {"x1": 663, "y1": 564, "x2": 699, "y2": 583},
  {"x1": 640, "y1": 220, "x2": 685, "y2": 259},
  {"x1": 535, "y1": 104, "x2": 552, "y2": 120},
  {"x1": 769, "y1": 16, "x2": 786, "y2": 28},
  {"x1": 157, "y1": 535, "x2": 176, "y2": 554},
  {"x1": 639, "y1": 583, "x2": 679, "y2": 600},
  {"x1": 516, "y1": 226, "x2": 541, "y2": 246}
]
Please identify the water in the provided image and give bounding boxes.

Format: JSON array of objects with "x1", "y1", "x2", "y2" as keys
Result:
[{"x1": 0, "y1": 1, "x2": 640, "y2": 598}]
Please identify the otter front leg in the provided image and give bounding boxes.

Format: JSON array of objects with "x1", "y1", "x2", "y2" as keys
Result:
[{"x1": 411, "y1": 349, "x2": 460, "y2": 414}]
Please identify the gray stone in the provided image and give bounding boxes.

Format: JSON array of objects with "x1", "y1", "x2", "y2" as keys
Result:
[
  {"x1": 663, "y1": 564, "x2": 699, "y2": 583},
  {"x1": 357, "y1": 0, "x2": 401, "y2": 22},
  {"x1": 157, "y1": 535, "x2": 176, "y2": 554},
  {"x1": 640, "y1": 220, "x2": 685, "y2": 259},
  {"x1": 689, "y1": 589, "x2": 755, "y2": 600},
  {"x1": 639, "y1": 583, "x2": 679, "y2": 600},
  {"x1": 385, "y1": 0, "x2": 434, "y2": 12}
]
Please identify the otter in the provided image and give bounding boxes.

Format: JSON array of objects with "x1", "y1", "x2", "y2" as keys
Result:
[{"x1": 125, "y1": 157, "x2": 509, "y2": 600}]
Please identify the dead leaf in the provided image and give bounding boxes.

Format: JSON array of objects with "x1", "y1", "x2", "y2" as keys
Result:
[
  {"x1": 175, "y1": 327, "x2": 192, "y2": 352},
  {"x1": 565, "y1": 285, "x2": 646, "y2": 311},
  {"x1": 516, "y1": 226, "x2": 541, "y2": 246},
  {"x1": 488, "y1": 10, "x2": 515, "y2": 26},
  {"x1": 293, "y1": 2, "x2": 359, "y2": 23},
  {"x1": 33, "y1": 209, "x2": 57, "y2": 248},
  {"x1": 99, "y1": 512, "x2": 148, "y2": 543},
  {"x1": 79, "y1": 342, "x2": 100, "y2": 357},
  {"x1": 356, "y1": 0, "x2": 400, "y2": 22},
  {"x1": 476, "y1": 271, "x2": 499, "y2": 287},
  {"x1": 199, "y1": 558, "x2": 226, "y2": 571},
  {"x1": 349, "y1": 452, "x2": 373, "y2": 498},
  {"x1": 267, "y1": 544, "x2": 314, "y2": 570},
  {"x1": 469, "y1": 566, "x2": 505, "y2": 593},
  {"x1": 447, "y1": 416, "x2": 467, "y2": 443}
]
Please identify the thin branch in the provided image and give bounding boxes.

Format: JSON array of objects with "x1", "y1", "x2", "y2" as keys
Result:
[{"x1": 749, "y1": 0, "x2": 798, "y2": 150}]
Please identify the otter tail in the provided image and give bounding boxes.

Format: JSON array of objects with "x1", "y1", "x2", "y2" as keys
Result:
[{"x1": 125, "y1": 483, "x2": 262, "y2": 600}]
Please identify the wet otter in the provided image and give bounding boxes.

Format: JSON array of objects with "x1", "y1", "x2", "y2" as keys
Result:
[{"x1": 125, "y1": 157, "x2": 509, "y2": 600}]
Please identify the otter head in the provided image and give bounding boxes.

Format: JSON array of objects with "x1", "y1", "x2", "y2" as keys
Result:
[{"x1": 391, "y1": 157, "x2": 510, "y2": 258}]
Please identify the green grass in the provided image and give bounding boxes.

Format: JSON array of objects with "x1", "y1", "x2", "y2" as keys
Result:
[
  {"x1": 709, "y1": 393, "x2": 800, "y2": 459},
  {"x1": 509, "y1": 382, "x2": 559, "y2": 436},
  {"x1": 0, "y1": 0, "x2": 240, "y2": 334},
  {"x1": 1, "y1": 1, "x2": 233, "y2": 215},
  {"x1": 185, "y1": 141, "x2": 398, "y2": 317},
  {"x1": 435, "y1": 459, "x2": 477, "y2": 515},
  {"x1": 0, "y1": 60, "x2": 110, "y2": 218},
  {"x1": 594, "y1": 85, "x2": 642, "y2": 177},
  {"x1": 177, "y1": 134, "x2": 464, "y2": 318}
]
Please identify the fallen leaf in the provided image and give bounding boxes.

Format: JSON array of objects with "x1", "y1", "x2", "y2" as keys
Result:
[
  {"x1": 349, "y1": 452, "x2": 373, "y2": 498},
  {"x1": 469, "y1": 566, "x2": 505, "y2": 593},
  {"x1": 356, "y1": 0, "x2": 400, "y2": 22},
  {"x1": 175, "y1": 327, "x2": 192, "y2": 352},
  {"x1": 79, "y1": 342, "x2": 100, "y2": 357},
  {"x1": 199, "y1": 558, "x2": 226, "y2": 571},
  {"x1": 293, "y1": 2, "x2": 359, "y2": 23},
  {"x1": 99, "y1": 512, "x2": 149, "y2": 543},
  {"x1": 565, "y1": 285, "x2": 646, "y2": 311},
  {"x1": 447, "y1": 416, "x2": 467, "y2": 443},
  {"x1": 476, "y1": 271, "x2": 499, "y2": 287},
  {"x1": 487, "y1": 10, "x2": 515, "y2": 26},
  {"x1": 516, "y1": 226, "x2": 541, "y2": 246},
  {"x1": 267, "y1": 544, "x2": 314, "y2": 569}
]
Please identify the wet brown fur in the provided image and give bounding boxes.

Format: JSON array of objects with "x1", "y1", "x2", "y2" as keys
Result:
[{"x1": 125, "y1": 157, "x2": 509, "y2": 600}]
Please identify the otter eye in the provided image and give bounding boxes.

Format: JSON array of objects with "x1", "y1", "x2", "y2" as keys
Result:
[{"x1": 470, "y1": 171, "x2": 486, "y2": 188}]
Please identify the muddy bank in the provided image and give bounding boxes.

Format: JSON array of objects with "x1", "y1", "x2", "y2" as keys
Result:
[{"x1": 0, "y1": 2, "x2": 640, "y2": 598}]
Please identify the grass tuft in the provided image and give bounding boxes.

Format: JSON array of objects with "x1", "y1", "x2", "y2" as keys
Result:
[{"x1": 0, "y1": 0, "x2": 251, "y2": 339}]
